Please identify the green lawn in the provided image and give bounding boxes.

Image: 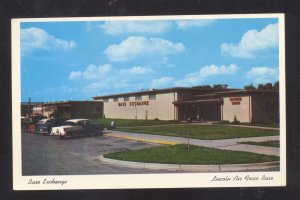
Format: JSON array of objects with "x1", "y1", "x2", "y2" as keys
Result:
[
  {"x1": 239, "y1": 141, "x2": 280, "y2": 148},
  {"x1": 117, "y1": 124, "x2": 279, "y2": 140},
  {"x1": 91, "y1": 118, "x2": 178, "y2": 127},
  {"x1": 238, "y1": 122, "x2": 280, "y2": 128},
  {"x1": 104, "y1": 144, "x2": 279, "y2": 164}
]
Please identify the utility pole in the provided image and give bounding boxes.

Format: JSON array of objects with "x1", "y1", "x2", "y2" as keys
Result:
[
  {"x1": 187, "y1": 117, "x2": 190, "y2": 150},
  {"x1": 28, "y1": 98, "x2": 31, "y2": 117}
]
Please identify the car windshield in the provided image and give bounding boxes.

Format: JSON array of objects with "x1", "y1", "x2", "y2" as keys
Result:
[
  {"x1": 62, "y1": 121, "x2": 76, "y2": 126},
  {"x1": 46, "y1": 119, "x2": 56, "y2": 124}
]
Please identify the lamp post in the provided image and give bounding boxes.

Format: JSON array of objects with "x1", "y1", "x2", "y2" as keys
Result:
[{"x1": 187, "y1": 116, "x2": 191, "y2": 150}]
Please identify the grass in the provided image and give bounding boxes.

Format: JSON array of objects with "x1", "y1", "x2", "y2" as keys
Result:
[
  {"x1": 239, "y1": 141, "x2": 280, "y2": 148},
  {"x1": 220, "y1": 121, "x2": 279, "y2": 128},
  {"x1": 117, "y1": 124, "x2": 279, "y2": 140},
  {"x1": 239, "y1": 123, "x2": 279, "y2": 128},
  {"x1": 90, "y1": 118, "x2": 178, "y2": 127},
  {"x1": 104, "y1": 144, "x2": 279, "y2": 164}
]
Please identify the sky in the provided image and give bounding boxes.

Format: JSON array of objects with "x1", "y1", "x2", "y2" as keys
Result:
[{"x1": 20, "y1": 17, "x2": 280, "y2": 102}]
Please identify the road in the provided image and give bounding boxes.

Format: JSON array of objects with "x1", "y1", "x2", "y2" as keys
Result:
[{"x1": 22, "y1": 132, "x2": 172, "y2": 175}]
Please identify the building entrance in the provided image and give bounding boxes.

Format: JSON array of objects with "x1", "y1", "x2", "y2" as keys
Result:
[{"x1": 176, "y1": 101, "x2": 221, "y2": 122}]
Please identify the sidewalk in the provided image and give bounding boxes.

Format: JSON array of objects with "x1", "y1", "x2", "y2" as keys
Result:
[{"x1": 106, "y1": 130, "x2": 280, "y2": 157}]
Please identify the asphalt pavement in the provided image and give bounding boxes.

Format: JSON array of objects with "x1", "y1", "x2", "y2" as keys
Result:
[
  {"x1": 22, "y1": 132, "x2": 172, "y2": 175},
  {"x1": 22, "y1": 129, "x2": 280, "y2": 175}
]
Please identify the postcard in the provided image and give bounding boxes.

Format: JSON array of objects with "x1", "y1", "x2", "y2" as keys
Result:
[{"x1": 12, "y1": 14, "x2": 286, "y2": 190}]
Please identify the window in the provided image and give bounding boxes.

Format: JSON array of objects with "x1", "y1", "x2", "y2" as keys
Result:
[
  {"x1": 149, "y1": 94, "x2": 156, "y2": 100},
  {"x1": 113, "y1": 97, "x2": 118, "y2": 102},
  {"x1": 124, "y1": 97, "x2": 129, "y2": 101},
  {"x1": 135, "y1": 96, "x2": 142, "y2": 101}
]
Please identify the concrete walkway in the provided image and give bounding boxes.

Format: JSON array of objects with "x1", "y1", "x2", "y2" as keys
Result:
[
  {"x1": 106, "y1": 130, "x2": 280, "y2": 157},
  {"x1": 118, "y1": 123, "x2": 279, "y2": 131}
]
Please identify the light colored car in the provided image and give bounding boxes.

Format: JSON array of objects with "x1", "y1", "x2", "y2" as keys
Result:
[
  {"x1": 50, "y1": 119, "x2": 89, "y2": 138},
  {"x1": 36, "y1": 118, "x2": 52, "y2": 126}
]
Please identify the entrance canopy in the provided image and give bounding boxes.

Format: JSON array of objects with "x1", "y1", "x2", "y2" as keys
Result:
[{"x1": 173, "y1": 99, "x2": 222, "y2": 105}]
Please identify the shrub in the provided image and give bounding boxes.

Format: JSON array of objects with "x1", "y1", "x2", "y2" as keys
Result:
[{"x1": 233, "y1": 116, "x2": 240, "y2": 124}]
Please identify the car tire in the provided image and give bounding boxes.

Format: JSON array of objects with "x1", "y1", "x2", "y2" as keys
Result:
[{"x1": 96, "y1": 129, "x2": 103, "y2": 136}]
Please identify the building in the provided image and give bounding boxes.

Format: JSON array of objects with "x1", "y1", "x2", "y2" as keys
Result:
[
  {"x1": 93, "y1": 87, "x2": 279, "y2": 124},
  {"x1": 174, "y1": 89, "x2": 279, "y2": 124},
  {"x1": 21, "y1": 102, "x2": 44, "y2": 116},
  {"x1": 32, "y1": 101, "x2": 103, "y2": 119}
]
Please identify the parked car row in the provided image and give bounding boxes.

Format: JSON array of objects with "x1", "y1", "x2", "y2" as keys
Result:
[
  {"x1": 50, "y1": 119, "x2": 104, "y2": 138},
  {"x1": 22, "y1": 117, "x2": 104, "y2": 139},
  {"x1": 36, "y1": 118, "x2": 69, "y2": 135}
]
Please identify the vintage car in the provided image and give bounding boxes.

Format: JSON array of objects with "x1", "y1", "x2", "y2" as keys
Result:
[
  {"x1": 35, "y1": 118, "x2": 68, "y2": 135},
  {"x1": 50, "y1": 119, "x2": 104, "y2": 139},
  {"x1": 23, "y1": 115, "x2": 46, "y2": 133}
]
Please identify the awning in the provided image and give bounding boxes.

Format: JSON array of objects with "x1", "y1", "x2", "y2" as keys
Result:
[{"x1": 173, "y1": 99, "x2": 222, "y2": 105}]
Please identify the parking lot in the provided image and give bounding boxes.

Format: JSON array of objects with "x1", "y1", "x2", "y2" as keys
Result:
[{"x1": 22, "y1": 131, "x2": 172, "y2": 175}]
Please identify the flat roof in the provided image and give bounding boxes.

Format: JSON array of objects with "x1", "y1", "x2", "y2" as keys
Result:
[
  {"x1": 21, "y1": 102, "x2": 44, "y2": 105},
  {"x1": 38, "y1": 101, "x2": 102, "y2": 106},
  {"x1": 216, "y1": 89, "x2": 279, "y2": 95},
  {"x1": 194, "y1": 93, "x2": 219, "y2": 98},
  {"x1": 93, "y1": 87, "x2": 235, "y2": 99}
]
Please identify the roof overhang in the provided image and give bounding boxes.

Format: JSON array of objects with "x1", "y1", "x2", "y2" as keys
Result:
[{"x1": 173, "y1": 99, "x2": 222, "y2": 105}]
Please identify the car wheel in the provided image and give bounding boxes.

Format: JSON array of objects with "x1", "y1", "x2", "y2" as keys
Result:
[{"x1": 95, "y1": 129, "x2": 103, "y2": 136}]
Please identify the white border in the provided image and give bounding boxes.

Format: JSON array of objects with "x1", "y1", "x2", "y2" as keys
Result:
[{"x1": 12, "y1": 14, "x2": 286, "y2": 190}]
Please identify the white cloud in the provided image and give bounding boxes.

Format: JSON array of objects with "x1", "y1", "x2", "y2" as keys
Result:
[
  {"x1": 176, "y1": 19, "x2": 216, "y2": 29},
  {"x1": 83, "y1": 64, "x2": 112, "y2": 79},
  {"x1": 70, "y1": 63, "x2": 155, "y2": 94},
  {"x1": 101, "y1": 21, "x2": 171, "y2": 35},
  {"x1": 119, "y1": 66, "x2": 154, "y2": 75},
  {"x1": 246, "y1": 66, "x2": 278, "y2": 84},
  {"x1": 199, "y1": 64, "x2": 238, "y2": 77},
  {"x1": 221, "y1": 23, "x2": 279, "y2": 58},
  {"x1": 175, "y1": 64, "x2": 238, "y2": 87},
  {"x1": 104, "y1": 36, "x2": 185, "y2": 62},
  {"x1": 82, "y1": 82, "x2": 109, "y2": 92},
  {"x1": 68, "y1": 71, "x2": 82, "y2": 80},
  {"x1": 68, "y1": 64, "x2": 112, "y2": 80},
  {"x1": 150, "y1": 77, "x2": 173, "y2": 88},
  {"x1": 21, "y1": 27, "x2": 76, "y2": 53}
]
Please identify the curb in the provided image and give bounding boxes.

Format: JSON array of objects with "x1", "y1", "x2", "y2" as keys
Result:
[
  {"x1": 99, "y1": 155, "x2": 279, "y2": 172},
  {"x1": 105, "y1": 133, "x2": 177, "y2": 146},
  {"x1": 219, "y1": 124, "x2": 280, "y2": 131}
]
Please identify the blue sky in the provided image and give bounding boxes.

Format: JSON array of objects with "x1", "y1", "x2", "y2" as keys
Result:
[{"x1": 20, "y1": 17, "x2": 279, "y2": 102}]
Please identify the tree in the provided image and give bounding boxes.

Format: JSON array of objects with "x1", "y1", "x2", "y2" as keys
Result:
[
  {"x1": 213, "y1": 84, "x2": 228, "y2": 89},
  {"x1": 264, "y1": 83, "x2": 273, "y2": 90},
  {"x1": 273, "y1": 81, "x2": 279, "y2": 90},
  {"x1": 257, "y1": 83, "x2": 273, "y2": 90},
  {"x1": 192, "y1": 85, "x2": 212, "y2": 89},
  {"x1": 244, "y1": 83, "x2": 256, "y2": 90}
]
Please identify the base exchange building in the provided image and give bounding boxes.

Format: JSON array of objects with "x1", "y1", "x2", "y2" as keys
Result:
[{"x1": 93, "y1": 87, "x2": 279, "y2": 124}]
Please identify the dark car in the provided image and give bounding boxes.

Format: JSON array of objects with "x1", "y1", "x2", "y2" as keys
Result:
[
  {"x1": 35, "y1": 118, "x2": 68, "y2": 135},
  {"x1": 23, "y1": 115, "x2": 46, "y2": 133},
  {"x1": 51, "y1": 119, "x2": 104, "y2": 139}
]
